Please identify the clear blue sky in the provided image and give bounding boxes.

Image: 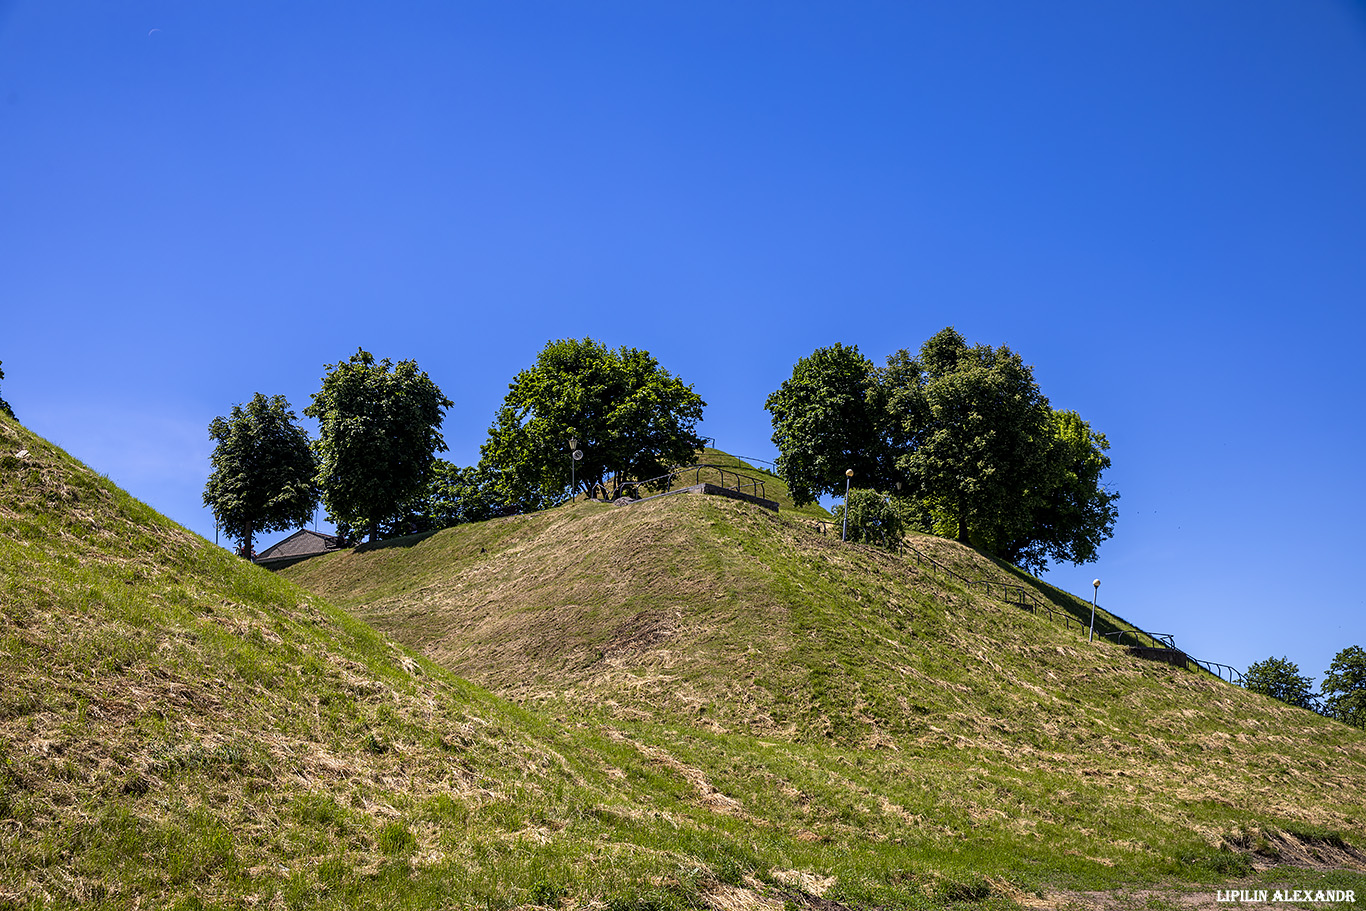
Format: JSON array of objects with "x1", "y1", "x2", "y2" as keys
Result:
[{"x1": 4, "y1": 2, "x2": 1364, "y2": 687}]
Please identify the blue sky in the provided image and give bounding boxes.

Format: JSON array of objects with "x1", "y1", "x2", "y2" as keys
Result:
[{"x1": 3, "y1": 2, "x2": 1364, "y2": 688}]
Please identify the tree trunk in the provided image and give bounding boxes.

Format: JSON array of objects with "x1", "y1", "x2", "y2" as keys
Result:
[
  {"x1": 956, "y1": 492, "x2": 969, "y2": 544},
  {"x1": 244, "y1": 520, "x2": 254, "y2": 561},
  {"x1": 369, "y1": 520, "x2": 379, "y2": 543}
]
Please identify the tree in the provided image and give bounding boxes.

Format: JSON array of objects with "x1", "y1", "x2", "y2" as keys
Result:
[
  {"x1": 424, "y1": 461, "x2": 512, "y2": 525},
  {"x1": 380, "y1": 460, "x2": 512, "y2": 535},
  {"x1": 1243, "y1": 656, "x2": 1319, "y2": 711},
  {"x1": 305, "y1": 349, "x2": 453, "y2": 543},
  {"x1": 831, "y1": 488, "x2": 915, "y2": 548},
  {"x1": 766, "y1": 328, "x2": 1118, "y2": 574},
  {"x1": 1322, "y1": 646, "x2": 1366, "y2": 729},
  {"x1": 477, "y1": 339, "x2": 705, "y2": 511},
  {"x1": 0, "y1": 360, "x2": 13, "y2": 420},
  {"x1": 203, "y1": 393, "x2": 319, "y2": 559},
  {"x1": 764, "y1": 344, "x2": 893, "y2": 506},
  {"x1": 999, "y1": 410, "x2": 1119, "y2": 573},
  {"x1": 887, "y1": 328, "x2": 1054, "y2": 554}
]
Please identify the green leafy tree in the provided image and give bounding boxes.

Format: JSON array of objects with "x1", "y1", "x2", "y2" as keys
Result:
[
  {"x1": 1001, "y1": 410, "x2": 1119, "y2": 573},
  {"x1": 384, "y1": 460, "x2": 511, "y2": 534},
  {"x1": 203, "y1": 393, "x2": 319, "y2": 559},
  {"x1": 305, "y1": 349, "x2": 453, "y2": 542},
  {"x1": 1322, "y1": 646, "x2": 1366, "y2": 728},
  {"x1": 1243, "y1": 656, "x2": 1319, "y2": 711},
  {"x1": 831, "y1": 488, "x2": 915, "y2": 548},
  {"x1": 764, "y1": 343, "x2": 895, "y2": 506},
  {"x1": 477, "y1": 339, "x2": 705, "y2": 511},
  {"x1": 426, "y1": 462, "x2": 511, "y2": 525},
  {"x1": 767, "y1": 328, "x2": 1118, "y2": 574},
  {"x1": 0, "y1": 360, "x2": 13, "y2": 420},
  {"x1": 887, "y1": 327, "x2": 1055, "y2": 553}
]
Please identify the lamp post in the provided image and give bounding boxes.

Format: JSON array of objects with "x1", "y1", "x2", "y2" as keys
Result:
[
  {"x1": 569, "y1": 437, "x2": 580, "y2": 502},
  {"x1": 842, "y1": 468, "x2": 854, "y2": 542},
  {"x1": 1089, "y1": 579, "x2": 1100, "y2": 643}
]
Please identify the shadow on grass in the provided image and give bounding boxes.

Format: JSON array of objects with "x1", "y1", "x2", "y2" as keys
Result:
[{"x1": 353, "y1": 530, "x2": 443, "y2": 554}]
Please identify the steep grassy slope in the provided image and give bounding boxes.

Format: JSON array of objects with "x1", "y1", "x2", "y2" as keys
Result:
[
  {"x1": 7, "y1": 408, "x2": 1365, "y2": 910},
  {"x1": 285, "y1": 488, "x2": 1366, "y2": 901},
  {"x1": 0, "y1": 416, "x2": 884, "y2": 910}
]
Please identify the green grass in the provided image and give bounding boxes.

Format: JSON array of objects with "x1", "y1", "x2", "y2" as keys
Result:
[
  {"x1": 5, "y1": 411, "x2": 1366, "y2": 910},
  {"x1": 0, "y1": 417, "x2": 799, "y2": 909},
  {"x1": 284, "y1": 475, "x2": 1366, "y2": 904}
]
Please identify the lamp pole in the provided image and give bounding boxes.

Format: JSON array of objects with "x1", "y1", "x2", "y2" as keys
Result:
[
  {"x1": 842, "y1": 468, "x2": 854, "y2": 542},
  {"x1": 569, "y1": 437, "x2": 579, "y2": 502},
  {"x1": 1089, "y1": 579, "x2": 1100, "y2": 643}
]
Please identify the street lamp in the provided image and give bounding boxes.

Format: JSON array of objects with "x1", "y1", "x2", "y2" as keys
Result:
[
  {"x1": 569, "y1": 437, "x2": 580, "y2": 501},
  {"x1": 842, "y1": 468, "x2": 854, "y2": 541},
  {"x1": 1089, "y1": 579, "x2": 1100, "y2": 643}
]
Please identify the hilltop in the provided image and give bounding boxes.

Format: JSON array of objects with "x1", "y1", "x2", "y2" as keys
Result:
[{"x1": 4, "y1": 414, "x2": 1366, "y2": 910}]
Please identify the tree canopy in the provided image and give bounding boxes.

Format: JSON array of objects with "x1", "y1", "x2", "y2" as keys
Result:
[
  {"x1": 1322, "y1": 645, "x2": 1366, "y2": 729},
  {"x1": 1243, "y1": 656, "x2": 1319, "y2": 711},
  {"x1": 203, "y1": 393, "x2": 319, "y2": 558},
  {"x1": 380, "y1": 460, "x2": 510, "y2": 536},
  {"x1": 886, "y1": 328, "x2": 1055, "y2": 554},
  {"x1": 476, "y1": 338, "x2": 705, "y2": 511},
  {"x1": 766, "y1": 328, "x2": 1118, "y2": 573},
  {"x1": 1010, "y1": 410, "x2": 1118, "y2": 569},
  {"x1": 764, "y1": 344, "x2": 891, "y2": 507},
  {"x1": 305, "y1": 349, "x2": 453, "y2": 542}
]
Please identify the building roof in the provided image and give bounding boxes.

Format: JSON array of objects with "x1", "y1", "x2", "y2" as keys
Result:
[{"x1": 255, "y1": 529, "x2": 341, "y2": 566}]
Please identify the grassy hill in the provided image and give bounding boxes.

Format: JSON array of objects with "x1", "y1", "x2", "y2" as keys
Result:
[
  {"x1": 284, "y1": 479, "x2": 1366, "y2": 903},
  {"x1": 5, "y1": 413, "x2": 1366, "y2": 910},
  {"x1": 0, "y1": 418, "x2": 855, "y2": 909}
]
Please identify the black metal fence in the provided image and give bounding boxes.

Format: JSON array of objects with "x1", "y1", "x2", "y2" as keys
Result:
[{"x1": 617, "y1": 463, "x2": 768, "y2": 502}]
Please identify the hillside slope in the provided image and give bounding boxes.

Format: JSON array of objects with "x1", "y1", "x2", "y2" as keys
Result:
[
  {"x1": 285, "y1": 487, "x2": 1366, "y2": 895},
  {"x1": 0, "y1": 416, "x2": 862, "y2": 910},
  {"x1": 7, "y1": 410, "x2": 1365, "y2": 910}
]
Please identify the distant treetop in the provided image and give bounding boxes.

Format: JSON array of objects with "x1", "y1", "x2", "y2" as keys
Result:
[
  {"x1": 305, "y1": 348, "x2": 453, "y2": 543},
  {"x1": 766, "y1": 328, "x2": 1118, "y2": 574},
  {"x1": 475, "y1": 338, "x2": 706, "y2": 512}
]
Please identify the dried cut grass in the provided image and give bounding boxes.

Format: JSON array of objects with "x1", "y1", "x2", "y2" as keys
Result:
[
  {"x1": 703, "y1": 882, "x2": 785, "y2": 911},
  {"x1": 282, "y1": 488, "x2": 1366, "y2": 878},
  {"x1": 770, "y1": 868, "x2": 837, "y2": 896}
]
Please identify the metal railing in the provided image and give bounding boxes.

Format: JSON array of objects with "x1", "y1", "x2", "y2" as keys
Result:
[
  {"x1": 1101, "y1": 629, "x2": 1176, "y2": 649},
  {"x1": 616, "y1": 463, "x2": 768, "y2": 502},
  {"x1": 1190, "y1": 658, "x2": 1244, "y2": 684},
  {"x1": 1098, "y1": 628, "x2": 1243, "y2": 682}
]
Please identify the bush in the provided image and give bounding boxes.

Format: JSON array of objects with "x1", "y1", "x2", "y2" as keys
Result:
[{"x1": 831, "y1": 489, "x2": 916, "y2": 548}]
